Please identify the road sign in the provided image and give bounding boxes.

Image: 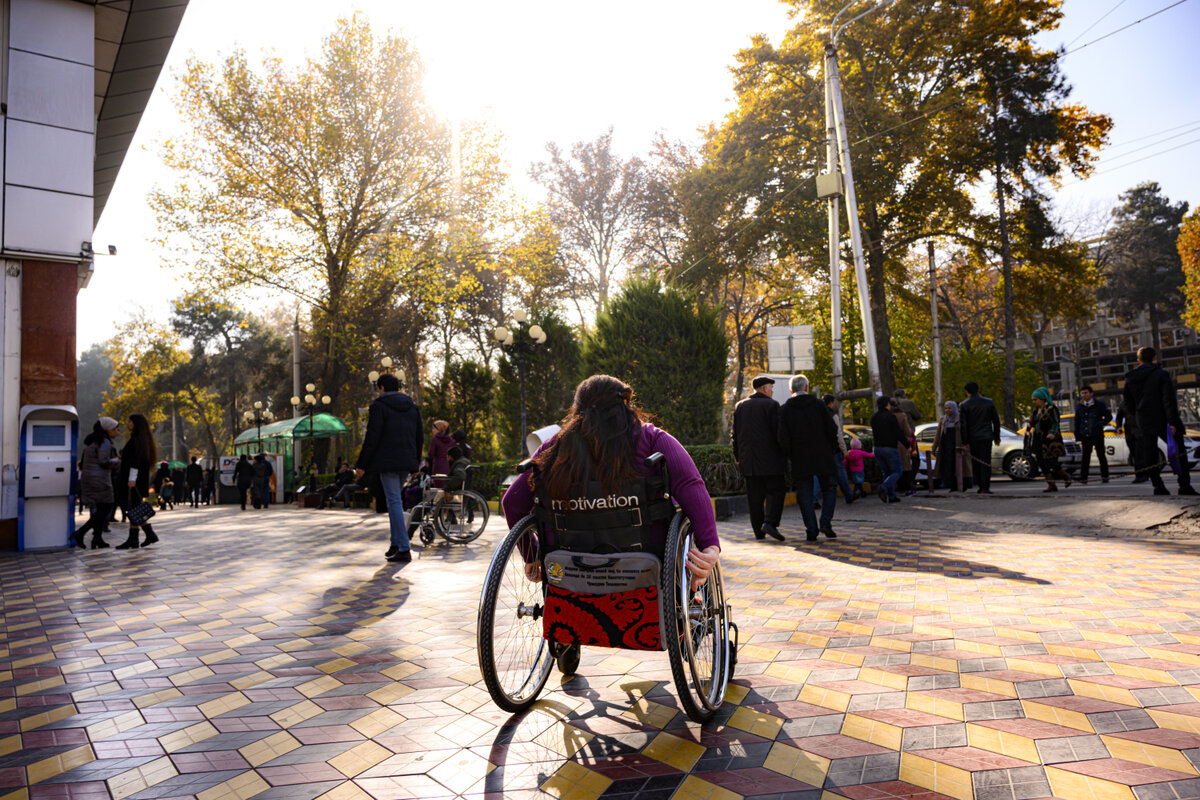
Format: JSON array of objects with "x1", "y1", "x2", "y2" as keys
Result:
[{"x1": 767, "y1": 325, "x2": 815, "y2": 372}]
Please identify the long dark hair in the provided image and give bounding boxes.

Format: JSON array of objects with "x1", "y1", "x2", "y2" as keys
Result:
[
  {"x1": 533, "y1": 375, "x2": 647, "y2": 498},
  {"x1": 84, "y1": 420, "x2": 105, "y2": 447},
  {"x1": 128, "y1": 414, "x2": 157, "y2": 467}
]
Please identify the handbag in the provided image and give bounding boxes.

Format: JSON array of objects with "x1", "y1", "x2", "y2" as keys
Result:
[{"x1": 128, "y1": 500, "x2": 156, "y2": 526}]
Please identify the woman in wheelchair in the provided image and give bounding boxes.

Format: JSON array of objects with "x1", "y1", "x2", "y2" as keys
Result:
[{"x1": 501, "y1": 375, "x2": 721, "y2": 659}]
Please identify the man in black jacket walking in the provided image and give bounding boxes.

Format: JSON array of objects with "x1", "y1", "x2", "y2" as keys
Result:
[
  {"x1": 356, "y1": 373, "x2": 423, "y2": 561},
  {"x1": 779, "y1": 376, "x2": 839, "y2": 540},
  {"x1": 186, "y1": 457, "x2": 204, "y2": 507},
  {"x1": 733, "y1": 376, "x2": 786, "y2": 541},
  {"x1": 959, "y1": 382, "x2": 1002, "y2": 494},
  {"x1": 1074, "y1": 385, "x2": 1112, "y2": 484},
  {"x1": 1124, "y1": 346, "x2": 1196, "y2": 496}
]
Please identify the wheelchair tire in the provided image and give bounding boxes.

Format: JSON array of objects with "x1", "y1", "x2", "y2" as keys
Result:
[
  {"x1": 477, "y1": 515, "x2": 554, "y2": 713},
  {"x1": 555, "y1": 642, "x2": 581, "y2": 677},
  {"x1": 435, "y1": 490, "x2": 489, "y2": 543},
  {"x1": 662, "y1": 511, "x2": 732, "y2": 724}
]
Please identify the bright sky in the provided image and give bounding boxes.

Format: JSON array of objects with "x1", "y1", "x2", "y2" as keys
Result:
[{"x1": 83, "y1": 0, "x2": 1200, "y2": 355}]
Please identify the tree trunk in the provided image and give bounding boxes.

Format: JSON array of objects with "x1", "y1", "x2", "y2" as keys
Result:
[
  {"x1": 995, "y1": 159, "x2": 1017, "y2": 429},
  {"x1": 1149, "y1": 302, "x2": 1161, "y2": 353},
  {"x1": 865, "y1": 243, "x2": 897, "y2": 395}
]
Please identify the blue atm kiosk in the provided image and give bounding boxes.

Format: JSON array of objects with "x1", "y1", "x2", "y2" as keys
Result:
[{"x1": 19, "y1": 405, "x2": 79, "y2": 550}]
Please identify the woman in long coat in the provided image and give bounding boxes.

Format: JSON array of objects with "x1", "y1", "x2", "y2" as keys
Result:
[
  {"x1": 932, "y1": 401, "x2": 970, "y2": 492},
  {"x1": 1029, "y1": 387, "x2": 1073, "y2": 492},
  {"x1": 72, "y1": 417, "x2": 121, "y2": 548},
  {"x1": 115, "y1": 414, "x2": 160, "y2": 549}
]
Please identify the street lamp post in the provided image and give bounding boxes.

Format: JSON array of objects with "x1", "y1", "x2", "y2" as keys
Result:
[
  {"x1": 493, "y1": 310, "x2": 547, "y2": 456},
  {"x1": 241, "y1": 401, "x2": 275, "y2": 453},
  {"x1": 290, "y1": 383, "x2": 331, "y2": 473}
]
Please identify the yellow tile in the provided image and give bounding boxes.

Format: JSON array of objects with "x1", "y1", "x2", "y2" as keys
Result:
[
  {"x1": 1045, "y1": 766, "x2": 1136, "y2": 800},
  {"x1": 229, "y1": 671, "x2": 273, "y2": 691},
  {"x1": 643, "y1": 731, "x2": 706, "y2": 772},
  {"x1": 146, "y1": 644, "x2": 186, "y2": 659},
  {"x1": 86, "y1": 711, "x2": 145, "y2": 741},
  {"x1": 1148, "y1": 707, "x2": 1200, "y2": 735},
  {"x1": 367, "y1": 682, "x2": 414, "y2": 705},
  {"x1": 196, "y1": 770, "x2": 271, "y2": 800},
  {"x1": 159, "y1": 721, "x2": 219, "y2": 753},
  {"x1": 381, "y1": 662, "x2": 421, "y2": 680},
  {"x1": 763, "y1": 741, "x2": 829, "y2": 786},
  {"x1": 907, "y1": 692, "x2": 964, "y2": 722},
  {"x1": 1068, "y1": 679, "x2": 1139, "y2": 707},
  {"x1": 270, "y1": 699, "x2": 324, "y2": 728},
  {"x1": 199, "y1": 648, "x2": 239, "y2": 665},
  {"x1": 724, "y1": 682, "x2": 750, "y2": 704},
  {"x1": 0, "y1": 735, "x2": 20, "y2": 757},
  {"x1": 1111, "y1": 661, "x2": 1179, "y2": 684},
  {"x1": 1021, "y1": 700, "x2": 1094, "y2": 733},
  {"x1": 254, "y1": 653, "x2": 294, "y2": 670},
  {"x1": 277, "y1": 638, "x2": 312, "y2": 652},
  {"x1": 238, "y1": 730, "x2": 301, "y2": 767},
  {"x1": 317, "y1": 657, "x2": 357, "y2": 674},
  {"x1": 900, "y1": 752, "x2": 972, "y2": 800},
  {"x1": 169, "y1": 665, "x2": 215, "y2": 686},
  {"x1": 25, "y1": 744, "x2": 95, "y2": 785},
  {"x1": 0, "y1": 787, "x2": 28, "y2": 800},
  {"x1": 111, "y1": 661, "x2": 157, "y2": 680},
  {"x1": 841, "y1": 713, "x2": 902, "y2": 751},
  {"x1": 966, "y1": 723, "x2": 1040, "y2": 763},
  {"x1": 540, "y1": 761, "x2": 613, "y2": 800},
  {"x1": 670, "y1": 774, "x2": 741, "y2": 800},
  {"x1": 328, "y1": 740, "x2": 392, "y2": 778},
  {"x1": 764, "y1": 662, "x2": 811, "y2": 684},
  {"x1": 15, "y1": 676, "x2": 65, "y2": 696},
  {"x1": 1101, "y1": 734, "x2": 1200, "y2": 775},
  {"x1": 314, "y1": 783, "x2": 373, "y2": 800},
  {"x1": 332, "y1": 642, "x2": 370, "y2": 657},
  {"x1": 106, "y1": 755, "x2": 178, "y2": 800},
  {"x1": 799, "y1": 684, "x2": 851, "y2": 713},
  {"x1": 18, "y1": 704, "x2": 77, "y2": 732},
  {"x1": 623, "y1": 698, "x2": 678, "y2": 728},
  {"x1": 1003, "y1": 657, "x2": 1066, "y2": 678},
  {"x1": 349, "y1": 707, "x2": 406, "y2": 738},
  {"x1": 72, "y1": 682, "x2": 120, "y2": 701},
  {"x1": 198, "y1": 692, "x2": 250, "y2": 718}
]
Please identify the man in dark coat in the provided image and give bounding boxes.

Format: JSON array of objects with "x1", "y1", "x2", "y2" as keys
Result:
[
  {"x1": 1074, "y1": 385, "x2": 1112, "y2": 484},
  {"x1": 356, "y1": 372, "x2": 423, "y2": 561},
  {"x1": 234, "y1": 455, "x2": 254, "y2": 510},
  {"x1": 185, "y1": 457, "x2": 204, "y2": 507},
  {"x1": 1124, "y1": 346, "x2": 1195, "y2": 495},
  {"x1": 779, "y1": 376, "x2": 839, "y2": 541},
  {"x1": 1115, "y1": 400, "x2": 1146, "y2": 483},
  {"x1": 959, "y1": 382, "x2": 1002, "y2": 494},
  {"x1": 732, "y1": 375, "x2": 786, "y2": 541}
]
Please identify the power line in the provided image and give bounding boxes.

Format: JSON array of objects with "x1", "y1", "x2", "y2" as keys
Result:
[
  {"x1": 1103, "y1": 118, "x2": 1200, "y2": 151},
  {"x1": 1098, "y1": 122, "x2": 1200, "y2": 158},
  {"x1": 1066, "y1": 134, "x2": 1200, "y2": 183},
  {"x1": 1065, "y1": 0, "x2": 1130, "y2": 48},
  {"x1": 1062, "y1": 0, "x2": 1192, "y2": 56}
]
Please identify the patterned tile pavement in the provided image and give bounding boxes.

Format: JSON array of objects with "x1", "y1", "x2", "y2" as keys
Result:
[{"x1": 3, "y1": 503, "x2": 1200, "y2": 799}]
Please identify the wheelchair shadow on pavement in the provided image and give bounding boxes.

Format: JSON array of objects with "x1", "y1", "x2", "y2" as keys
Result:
[
  {"x1": 481, "y1": 698, "x2": 593, "y2": 795},
  {"x1": 783, "y1": 530, "x2": 1052, "y2": 584}
]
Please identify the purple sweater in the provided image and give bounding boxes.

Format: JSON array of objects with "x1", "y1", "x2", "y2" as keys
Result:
[{"x1": 501, "y1": 423, "x2": 720, "y2": 551}]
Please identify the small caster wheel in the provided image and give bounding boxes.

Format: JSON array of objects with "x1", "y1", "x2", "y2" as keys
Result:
[
  {"x1": 555, "y1": 643, "x2": 581, "y2": 676},
  {"x1": 420, "y1": 529, "x2": 435, "y2": 545}
]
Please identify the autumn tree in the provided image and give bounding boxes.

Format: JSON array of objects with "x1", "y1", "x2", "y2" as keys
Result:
[
  {"x1": 531, "y1": 128, "x2": 646, "y2": 322},
  {"x1": 1101, "y1": 182, "x2": 1189, "y2": 349},
  {"x1": 1181, "y1": 209, "x2": 1200, "y2": 330},
  {"x1": 496, "y1": 311, "x2": 582, "y2": 457},
  {"x1": 152, "y1": 15, "x2": 505, "y2": 415}
]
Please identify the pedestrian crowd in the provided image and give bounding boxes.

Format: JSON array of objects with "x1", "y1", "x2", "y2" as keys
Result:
[{"x1": 731, "y1": 344, "x2": 1198, "y2": 543}]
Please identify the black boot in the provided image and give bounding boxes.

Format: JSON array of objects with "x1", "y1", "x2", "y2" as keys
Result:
[
  {"x1": 115, "y1": 530, "x2": 140, "y2": 549},
  {"x1": 142, "y1": 526, "x2": 159, "y2": 547},
  {"x1": 91, "y1": 532, "x2": 109, "y2": 549}
]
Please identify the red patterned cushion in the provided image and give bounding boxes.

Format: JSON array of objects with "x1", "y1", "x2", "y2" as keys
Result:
[{"x1": 543, "y1": 584, "x2": 661, "y2": 650}]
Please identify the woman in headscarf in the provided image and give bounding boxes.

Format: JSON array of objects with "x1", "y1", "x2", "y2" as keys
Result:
[
  {"x1": 1029, "y1": 387, "x2": 1072, "y2": 492},
  {"x1": 932, "y1": 400, "x2": 968, "y2": 492}
]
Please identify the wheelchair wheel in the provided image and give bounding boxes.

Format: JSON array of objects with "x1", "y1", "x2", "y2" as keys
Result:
[
  {"x1": 478, "y1": 515, "x2": 554, "y2": 713},
  {"x1": 662, "y1": 511, "x2": 732, "y2": 723},
  {"x1": 435, "y1": 490, "x2": 489, "y2": 543}
]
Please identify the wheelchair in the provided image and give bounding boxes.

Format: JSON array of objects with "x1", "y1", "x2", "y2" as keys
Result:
[
  {"x1": 410, "y1": 465, "x2": 490, "y2": 545},
  {"x1": 476, "y1": 454, "x2": 736, "y2": 723}
]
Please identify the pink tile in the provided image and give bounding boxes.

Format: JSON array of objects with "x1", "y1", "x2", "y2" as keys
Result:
[{"x1": 1053, "y1": 758, "x2": 1195, "y2": 784}]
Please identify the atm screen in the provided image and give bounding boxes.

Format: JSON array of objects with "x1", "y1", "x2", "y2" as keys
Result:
[{"x1": 31, "y1": 424, "x2": 66, "y2": 447}]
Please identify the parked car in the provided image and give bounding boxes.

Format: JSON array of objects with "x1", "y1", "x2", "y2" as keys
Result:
[
  {"x1": 913, "y1": 423, "x2": 1080, "y2": 482},
  {"x1": 1054, "y1": 413, "x2": 1200, "y2": 468}
]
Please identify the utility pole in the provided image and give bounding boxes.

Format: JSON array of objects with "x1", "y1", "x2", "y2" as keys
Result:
[
  {"x1": 824, "y1": 0, "x2": 892, "y2": 395},
  {"x1": 825, "y1": 78, "x2": 844, "y2": 398},
  {"x1": 928, "y1": 241, "x2": 943, "y2": 420},
  {"x1": 292, "y1": 314, "x2": 302, "y2": 469}
]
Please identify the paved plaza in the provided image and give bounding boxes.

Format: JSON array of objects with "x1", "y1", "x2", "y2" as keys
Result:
[{"x1": 4, "y1": 499, "x2": 1200, "y2": 800}]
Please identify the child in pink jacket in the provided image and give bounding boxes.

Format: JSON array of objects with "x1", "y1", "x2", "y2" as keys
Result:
[{"x1": 844, "y1": 439, "x2": 875, "y2": 499}]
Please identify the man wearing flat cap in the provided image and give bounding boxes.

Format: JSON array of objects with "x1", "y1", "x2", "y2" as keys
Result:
[{"x1": 732, "y1": 375, "x2": 786, "y2": 541}]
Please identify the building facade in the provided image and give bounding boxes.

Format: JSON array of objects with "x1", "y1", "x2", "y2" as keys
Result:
[{"x1": 0, "y1": 0, "x2": 187, "y2": 548}]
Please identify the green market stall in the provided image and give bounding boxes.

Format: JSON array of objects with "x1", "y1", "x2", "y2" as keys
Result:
[{"x1": 232, "y1": 413, "x2": 350, "y2": 491}]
